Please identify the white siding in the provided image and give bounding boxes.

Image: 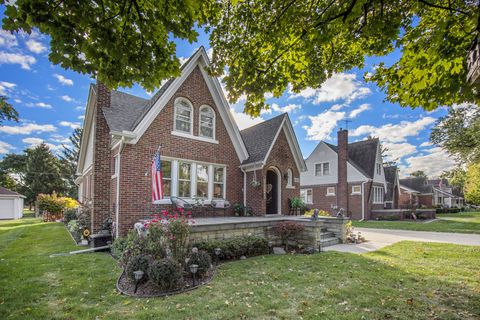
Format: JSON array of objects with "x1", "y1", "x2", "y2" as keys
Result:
[
  {"x1": 300, "y1": 142, "x2": 367, "y2": 186},
  {"x1": 372, "y1": 143, "x2": 387, "y2": 188},
  {"x1": 83, "y1": 119, "x2": 95, "y2": 172},
  {"x1": 0, "y1": 197, "x2": 23, "y2": 220}
]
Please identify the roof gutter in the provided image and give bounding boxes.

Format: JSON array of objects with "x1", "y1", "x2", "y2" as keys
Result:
[{"x1": 110, "y1": 130, "x2": 137, "y2": 142}]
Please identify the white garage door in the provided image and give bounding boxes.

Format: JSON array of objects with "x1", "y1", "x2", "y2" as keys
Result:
[{"x1": 0, "y1": 198, "x2": 15, "y2": 219}]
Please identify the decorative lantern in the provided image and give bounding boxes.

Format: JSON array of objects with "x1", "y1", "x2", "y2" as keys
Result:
[
  {"x1": 190, "y1": 264, "x2": 199, "y2": 286},
  {"x1": 133, "y1": 270, "x2": 144, "y2": 293}
]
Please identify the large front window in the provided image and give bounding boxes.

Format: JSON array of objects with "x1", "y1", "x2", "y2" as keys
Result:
[
  {"x1": 178, "y1": 162, "x2": 191, "y2": 197},
  {"x1": 213, "y1": 167, "x2": 225, "y2": 198},
  {"x1": 162, "y1": 160, "x2": 171, "y2": 197},
  {"x1": 196, "y1": 164, "x2": 209, "y2": 198}
]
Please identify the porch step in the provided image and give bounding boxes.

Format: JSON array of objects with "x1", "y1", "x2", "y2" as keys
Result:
[
  {"x1": 319, "y1": 237, "x2": 340, "y2": 248},
  {"x1": 320, "y1": 231, "x2": 335, "y2": 240}
]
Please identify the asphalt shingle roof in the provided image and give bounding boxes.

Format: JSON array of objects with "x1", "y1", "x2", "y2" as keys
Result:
[
  {"x1": 240, "y1": 114, "x2": 286, "y2": 165},
  {"x1": 0, "y1": 186, "x2": 24, "y2": 197},
  {"x1": 399, "y1": 177, "x2": 434, "y2": 194},
  {"x1": 325, "y1": 139, "x2": 379, "y2": 179}
]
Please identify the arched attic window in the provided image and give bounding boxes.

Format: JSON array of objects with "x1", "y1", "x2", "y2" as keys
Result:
[
  {"x1": 199, "y1": 105, "x2": 215, "y2": 139},
  {"x1": 174, "y1": 97, "x2": 193, "y2": 134}
]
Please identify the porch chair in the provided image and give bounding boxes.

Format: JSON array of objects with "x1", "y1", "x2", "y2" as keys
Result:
[
  {"x1": 170, "y1": 196, "x2": 195, "y2": 216},
  {"x1": 209, "y1": 199, "x2": 231, "y2": 217}
]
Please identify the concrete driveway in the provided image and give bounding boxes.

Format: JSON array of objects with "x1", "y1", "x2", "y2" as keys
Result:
[{"x1": 324, "y1": 227, "x2": 480, "y2": 254}]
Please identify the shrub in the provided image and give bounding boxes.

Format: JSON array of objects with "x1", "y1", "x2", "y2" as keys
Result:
[
  {"x1": 111, "y1": 237, "x2": 128, "y2": 259},
  {"x1": 148, "y1": 258, "x2": 183, "y2": 291},
  {"x1": 37, "y1": 192, "x2": 65, "y2": 214},
  {"x1": 121, "y1": 231, "x2": 150, "y2": 266},
  {"x1": 163, "y1": 213, "x2": 191, "y2": 262},
  {"x1": 76, "y1": 206, "x2": 91, "y2": 231},
  {"x1": 64, "y1": 208, "x2": 77, "y2": 223},
  {"x1": 273, "y1": 221, "x2": 305, "y2": 250},
  {"x1": 144, "y1": 224, "x2": 167, "y2": 260},
  {"x1": 186, "y1": 250, "x2": 211, "y2": 276},
  {"x1": 233, "y1": 203, "x2": 254, "y2": 216},
  {"x1": 192, "y1": 235, "x2": 269, "y2": 261},
  {"x1": 290, "y1": 197, "x2": 305, "y2": 210},
  {"x1": 126, "y1": 254, "x2": 150, "y2": 283}
]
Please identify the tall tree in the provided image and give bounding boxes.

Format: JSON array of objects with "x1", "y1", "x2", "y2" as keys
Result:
[
  {"x1": 0, "y1": 153, "x2": 27, "y2": 193},
  {"x1": 2, "y1": 1, "x2": 479, "y2": 114},
  {"x1": 59, "y1": 128, "x2": 83, "y2": 198},
  {"x1": 465, "y1": 163, "x2": 480, "y2": 205},
  {"x1": 22, "y1": 144, "x2": 65, "y2": 206},
  {"x1": 430, "y1": 104, "x2": 480, "y2": 164},
  {"x1": 441, "y1": 167, "x2": 467, "y2": 191},
  {"x1": 410, "y1": 170, "x2": 428, "y2": 179},
  {"x1": 0, "y1": 95, "x2": 19, "y2": 124}
]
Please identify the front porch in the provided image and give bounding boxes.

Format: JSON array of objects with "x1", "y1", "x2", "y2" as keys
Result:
[{"x1": 190, "y1": 215, "x2": 350, "y2": 250}]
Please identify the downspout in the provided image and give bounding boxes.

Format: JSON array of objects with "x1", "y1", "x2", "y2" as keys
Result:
[
  {"x1": 240, "y1": 168, "x2": 247, "y2": 215},
  {"x1": 115, "y1": 137, "x2": 125, "y2": 238},
  {"x1": 360, "y1": 180, "x2": 368, "y2": 221}
]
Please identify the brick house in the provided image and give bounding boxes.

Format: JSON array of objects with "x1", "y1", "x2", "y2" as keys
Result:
[
  {"x1": 299, "y1": 129, "x2": 397, "y2": 220},
  {"x1": 399, "y1": 177, "x2": 464, "y2": 208},
  {"x1": 75, "y1": 47, "x2": 306, "y2": 236}
]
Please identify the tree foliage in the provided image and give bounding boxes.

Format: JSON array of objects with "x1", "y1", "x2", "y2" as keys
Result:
[
  {"x1": 59, "y1": 127, "x2": 82, "y2": 199},
  {"x1": 465, "y1": 162, "x2": 480, "y2": 205},
  {"x1": 209, "y1": 0, "x2": 479, "y2": 115},
  {"x1": 0, "y1": 95, "x2": 19, "y2": 124},
  {"x1": 430, "y1": 104, "x2": 480, "y2": 163},
  {"x1": 2, "y1": 1, "x2": 478, "y2": 114},
  {"x1": 441, "y1": 167, "x2": 467, "y2": 190},
  {"x1": 410, "y1": 170, "x2": 428, "y2": 179},
  {"x1": 1, "y1": 0, "x2": 220, "y2": 90},
  {"x1": 0, "y1": 144, "x2": 66, "y2": 205}
]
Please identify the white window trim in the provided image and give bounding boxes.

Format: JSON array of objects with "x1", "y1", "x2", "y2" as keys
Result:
[
  {"x1": 171, "y1": 130, "x2": 219, "y2": 144},
  {"x1": 286, "y1": 168, "x2": 294, "y2": 189},
  {"x1": 351, "y1": 185, "x2": 361, "y2": 195},
  {"x1": 301, "y1": 188, "x2": 313, "y2": 204},
  {"x1": 376, "y1": 163, "x2": 382, "y2": 175},
  {"x1": 314, "y1": 162, "x2": 330, "y2": 176},
  {"x1": 198, "y1": 105, "x2": 216, "y2": 141},
  {"x1": 326, "y1": 187, "x2": 335, "y2": 196},
  {"x1": 153, "y1": 157, "x2": 227, "y2": 204},
  {"x1": 173, "y1": 97, "x2": 194, "y2": 135}
]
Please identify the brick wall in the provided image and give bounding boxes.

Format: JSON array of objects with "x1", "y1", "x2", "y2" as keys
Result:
[
  {"x1": 418, "y1": 194, "x2": 434, "y2": 207},
  {"x1": 91, "y1": 83, "x2": 113, "y2": 232},
  {"x1": 116, "y1": 66, "x2": 244, "y2": 235},
  {"x1": 337, "y1": 129, "x2": 348, "y2": 212}
]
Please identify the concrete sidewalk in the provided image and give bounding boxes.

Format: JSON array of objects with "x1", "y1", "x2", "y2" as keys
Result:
[{"x1": 324, "y1": 227, "x2": 480, "y2": 254}]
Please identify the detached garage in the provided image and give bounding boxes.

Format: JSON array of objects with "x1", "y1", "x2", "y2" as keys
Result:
[{"x1": 0, "y1": 186, "x2": 25, "y2": 220}]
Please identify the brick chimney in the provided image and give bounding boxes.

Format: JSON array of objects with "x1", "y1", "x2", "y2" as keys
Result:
[
  {"x1": 91, "y1": 82, "x2": 112, "y2": 233},
  {"x1": 337, "y1": 128, "x2": 348, "y2": 213}
]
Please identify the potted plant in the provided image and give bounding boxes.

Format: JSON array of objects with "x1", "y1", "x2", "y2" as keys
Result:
[{"x1": 290, "y1": 197, "x2": 305, "y2": 215}]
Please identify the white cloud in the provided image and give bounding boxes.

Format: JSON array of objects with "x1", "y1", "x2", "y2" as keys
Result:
[
  {"x1": 0, "y1": 122, "x2": 56, "y2": 135},
  {"x1": 403, "y1": 147, "x2": 456, "y2": 178},
  {"x1": 14, "y1": 98, "x2": 21, "y2": 103},
  {"x1": 330, "y1": 104, "x2": 345, "y2": 111},
  {"x1": 350, "y1": 117, "x2": 436, "y2": 143},
  {"x1": 59, "y1": 121, "x2": 81, "y2": 129},
  {"x1": 53, "y1": 74, "x2": 73, "y2": 86},
  {"x1": 78, "y1": 115, "x2": 85, "y2": 120},
  {"x1": 230, "y1": 108, "x2": 264, "y2": 130},
  {"x1": 383, "y1": 142, "x2": 417, "y2": 162},
  {"x1": 25, "y1": 39, "x2": 47, "y2": 54},
  {"x1": 289, "y1": 73, "x2": 371, "y2": 104},
  {"x1": 0, "y1": 52, "x2": 36, "y2": 70},
  {"x1": 22, "y1": 137, "x2": 62, "y2": 152},
  {"x1": 22, "y1": 137, "x2": 44, "y2": 145},
  {"x1": 75, "y1": 105, "x2": 86, "y2": 111},
  {"x1": 60, "y1": 95, "x2": 78, "y2": 103},
  {"x1": 349, "y1": 103, "x2": 371, "y2": 118},
  {"x1": 419, "y1": 141, "x2": 433, "y2": 147},
  {"x1": 262, "y1": 103, "x2": 301, "y2": 115},
  {"x1": 303, "y1": 110, "x2": 346, "y2": 141},
  {"x1": 35, "y1": 102, "x2": 52, "y2": 109},
  {"x1": 0, "y1": 30, "x2": 18, "y2": 48},
  {"x1": 0, "y1": 81, "x2": 16, "y2": 95},
  {"x1": 0, "y1": 141, "x2": 15, "y2": 154}
]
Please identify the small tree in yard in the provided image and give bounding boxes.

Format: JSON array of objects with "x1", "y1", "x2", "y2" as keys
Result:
[
  {"x1": 465, "y1": 163, "x2": 480, "y2": 206},
  {"x1": 273, "y1": 221, "x2": 305, "y2": 251}
]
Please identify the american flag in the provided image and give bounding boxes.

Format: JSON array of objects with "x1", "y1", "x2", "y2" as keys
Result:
[{"x1": 151, "y1": 150, "x2": 164, "y2": 202}]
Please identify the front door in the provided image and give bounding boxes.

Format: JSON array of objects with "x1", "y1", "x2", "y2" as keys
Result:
[{"x1": 266, "y1": 169, "x2": 278, "y2": 215}]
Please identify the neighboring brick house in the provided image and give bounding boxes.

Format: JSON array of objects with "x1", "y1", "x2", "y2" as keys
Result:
[
  {"x1": 75, "y1": 47, "x2": 306, "y2": 236},
  {"x1": 300, "y1": 129, "x2": 391, "y2": 220},
  {"x1": 399, "y1": 177, "x2": 464, "y2": 208}
]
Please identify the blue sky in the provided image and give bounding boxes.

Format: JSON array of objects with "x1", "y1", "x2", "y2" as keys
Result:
[{"x1": 0, "y1": 14, "x2": 456, "y2": 178}]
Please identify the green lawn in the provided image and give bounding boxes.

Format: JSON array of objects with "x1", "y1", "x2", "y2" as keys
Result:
[
  {"x1": 353, "y1": 212, "x2": 480, "y2": 234},
  {"x1": 1, "y1": 218, "x2": 479, "y2": 319}
]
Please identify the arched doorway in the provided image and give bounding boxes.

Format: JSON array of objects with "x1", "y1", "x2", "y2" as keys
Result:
[{"x1": 266, "y1": 167, "x2": 281, "y2": 215}]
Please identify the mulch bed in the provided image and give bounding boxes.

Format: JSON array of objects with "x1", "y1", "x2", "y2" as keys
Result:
[{"x1": 117, "y1": 267, "x2": 216, "y2": 298}]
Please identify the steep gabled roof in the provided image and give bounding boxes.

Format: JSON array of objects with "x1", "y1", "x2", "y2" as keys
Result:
[
  {"x1": 324, "y1": 139, "x2": 379, "y2": 179},
  {"x1": 240, "y1": 114, "x2": 286, "y2": 165},
  {"x1": 102, "y1": 89, "x2": 150, "y2": 132},
  {"x1": 399, "y1": 177, "x2": 434, "y2": 194}
]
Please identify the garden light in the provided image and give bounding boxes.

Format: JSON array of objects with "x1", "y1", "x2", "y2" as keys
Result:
[
  {"x1": 133, "y1": 270, "x2": 144, "y2": 293},
  {"x1": 190, "y1": 264, "x2": 199, "y2": 286}
]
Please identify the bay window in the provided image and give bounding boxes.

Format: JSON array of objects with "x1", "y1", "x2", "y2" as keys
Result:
[
  {"x1": 178, "y1": 162, "x2": 191, "y2": 197},
  {"x1": 162, "y1": 160, "x2": 171, "y2": 197},
  {"x1": 213, "y1": 167, "x2": 225, "y2": 199},
  {"x1": 196, "y1": 164, "x2": 209, "y2": 198}
]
